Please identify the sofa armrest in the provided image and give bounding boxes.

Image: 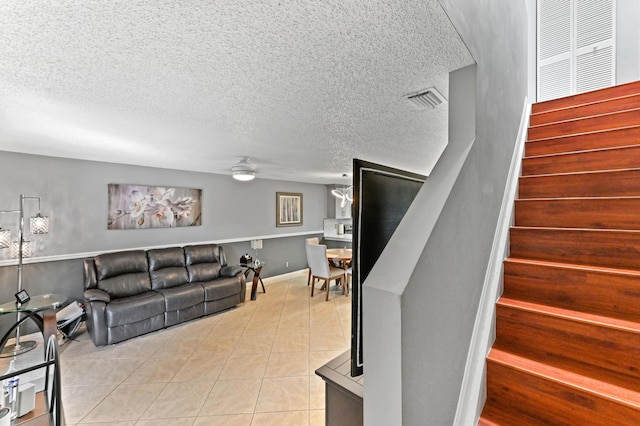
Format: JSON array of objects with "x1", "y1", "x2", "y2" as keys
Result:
[
  {"x1": 84, "y1": 289, "x2": 111, "y2": 303},
  {"x1": 220, "y1": 265, "x2": 244, "y2": 278},
  {"x1": 83, "y1": 290, "x2": 109, "y2": 346}
]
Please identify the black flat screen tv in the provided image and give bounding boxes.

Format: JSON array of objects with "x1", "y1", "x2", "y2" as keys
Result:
[{"x1": 350, "y1": 159, "x2": 426, "y2": 376}]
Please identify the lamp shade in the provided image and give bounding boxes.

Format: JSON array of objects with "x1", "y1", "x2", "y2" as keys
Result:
[
  {"x1": 11, "y1": 240, "x2": 32, "y2": 258},
  {"x1": 0, "y1": 228, "x2": 10, "y2": 249},
  {"x1": 30, "y1": 213, "x2": 49, "y2": 234}
]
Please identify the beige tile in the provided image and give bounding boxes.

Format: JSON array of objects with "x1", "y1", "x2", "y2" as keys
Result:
[
  {"x1": 309, "y1": 350, "x2": 343, "y2": 372},
  {"x1": 310, "y1": 332, "x2": 348, "y2": 352},
  {"x1": 251, "y1": 410, "x2": 309, "y2": 426},
  {"x1": 310, "y1": 409, "x2": 326, "y2": 426},
  {"x1": 62, "y1": 385, "x2": 115, "y2": 424},
  {"x1": 59, "y1": 272, "x2": 353, "y2": 424},
  {"x1": 78, "y1": 422, "x2": 136, "y2": 425},
  {"x1": 192, "y1": 335, "x2": 239, "y2": 357},
  {"x1": 61, "y1": 358, "x2": 144, "y2": 387},
  {"x1": 255, "y1": 376, "x2": 309, "y2": 412},
  {"x1": 219, "y1": 352, "x2": 269, "y2": 380},
  {"x1": 124, "y1": 356, "x2": 187, "y2": 384},
  {"x1": 199, "y1": 379, "x2": 261, "y2": 415},
  {"x1": 232, "y1": 334, "x2": 274, "y2": 354},
  {"x1": 140, "y1": 380, "x2": 214, "y2": 419},
  {"x1": 172, "y1": 354, "x2": 227, "y2": 382},
  {"x1": 251, "y1": 308, "x2": 283, "y2": 322},
  {"x1": 310, "y1": 318, "x2": 343, "y2": 335},
  {"x1": 136, "y1": 418, "x2": 195, "y2": 426},
  {"x1": 276, "y1": 318, "x2": 309, "y2": 335},
  {"x1": 264, "y1": 351, "x2": 309, "y2": 377},
  {"x1": 271, "y1": 333, "x2": 309, "y2": 353},
  {"x1": 82, "y1": 383, "x2": 166, "y2": 422},
  {"x1": 207, "y1": 321, "x2": 248, "y2": 337},
  {"x1": 243, "y1": 319, "x2": 278, "y2": 336},
  {"x1": 150, "y1": 335, "x2": 204, "y2": 358},
  {"x1": 310, "y1": 375, "x2": 326, "y2": 410},
  {"x1": 193, "y1": 414, "x2": 252, "y2": 425},
  {"x1": 309, "y1": 308, "x2": 340, "y2": 323},
  {"x1": 217, "y1": 307, "x2": 255, "y2": 325}
]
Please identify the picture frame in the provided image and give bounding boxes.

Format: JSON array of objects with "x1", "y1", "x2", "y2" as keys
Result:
[
  {"x1": 107, "y1": 184, "x2": 202, "y2": 230},
  {"x1": 276, "y1": 192, "x2": 303, "y2": 227}
]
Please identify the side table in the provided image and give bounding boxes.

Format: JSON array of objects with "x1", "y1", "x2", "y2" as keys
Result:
[
  {"x1": 241, "y1": 262, "x2": 266, "y2": 301},
  {"x1": 0, "y1": 293, "x2": 68, "y2": 425},
  {"x1": 0, "y1": 294, "x2": 68, "y2": 357}
]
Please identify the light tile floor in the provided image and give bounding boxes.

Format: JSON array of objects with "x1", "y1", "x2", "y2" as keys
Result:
[{"x1": 58, "y1": 270, "x2": 352, "y2": 425}]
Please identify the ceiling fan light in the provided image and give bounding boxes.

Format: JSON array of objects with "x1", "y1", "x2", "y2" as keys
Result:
[
  {"x1": 231, "y1": 157, "x2": 256, "y2": 181},
  {"x1": 232, "y1": 169, "x2": 255, "y2": 181}
]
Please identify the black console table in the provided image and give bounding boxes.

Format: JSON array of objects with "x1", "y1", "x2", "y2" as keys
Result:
[{"x1": 315, "y1": 350, "x2": 363, "y2": 426}]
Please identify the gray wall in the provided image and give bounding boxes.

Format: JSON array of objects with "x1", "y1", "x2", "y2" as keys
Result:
[
  {"x1": 400, "y1": 0, "x2": 528, "y2": 424},
  {"x1": 0, "y1": 151, "x2": 326, "y2": 332}
]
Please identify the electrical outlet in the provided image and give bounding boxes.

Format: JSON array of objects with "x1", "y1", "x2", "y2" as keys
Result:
[{"x1": 285, "y1": 261, "x2": 289, "y2": 267}]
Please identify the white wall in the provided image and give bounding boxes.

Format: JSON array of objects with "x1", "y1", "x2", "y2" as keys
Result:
[{"x1": 617, "y1": 0, "x2": 640, "y2": 84}]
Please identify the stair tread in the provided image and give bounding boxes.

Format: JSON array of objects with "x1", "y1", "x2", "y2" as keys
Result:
[
  {"x1": 525, "y1": 126, "x2": 640, "y2": 157},
  {"x1": 529, "y1": 106, "x2": 640, "y2": 130},
  {"x1": 511, "y1": 225, "x2": 640, "y2": 233},
  {"x1": 515, "y1": 195, "x2": 640, "y2": 200},
  {"x1": 524, "y1": 143, "x2": 640, "y2": 161},
  {"x1": 520, "y1": 166, "x2": 640, "y2": 179},
  {"x1": 531, "y1": 92, "x2": 640, "y2": 121},
  {"x1": 506, "y1": 257, "x2": 640, "y2": 277},
  {"x1": 497, "y1": 296, "x2": 640, "y2": 334},
  {"x1": 487, "y1": 348, "x2": 640, "y2": 408},
  {"x1": 532, "y1": 80, "x2": 640, "y2": 114},
  {"x1": 527, "y1": 124, "x2": 640, "y2": 143}
]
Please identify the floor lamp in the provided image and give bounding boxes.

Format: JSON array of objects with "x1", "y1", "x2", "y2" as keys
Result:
[{"x1": 0, "y1": 194, "x2": 49, "y2": 357}]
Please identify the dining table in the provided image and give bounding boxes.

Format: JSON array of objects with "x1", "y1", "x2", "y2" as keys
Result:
[{"x1": 326, "y1": 248, "x2": 352, "y2": 296}]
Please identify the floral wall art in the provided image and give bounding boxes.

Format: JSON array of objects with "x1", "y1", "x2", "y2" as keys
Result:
[{"x1": 107, "y1": 184, "x2": 202, "y2": 230}]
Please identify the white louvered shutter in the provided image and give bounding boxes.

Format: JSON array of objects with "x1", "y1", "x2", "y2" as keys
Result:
[{"x1": 537, "y1": 0, "x2": 616, "y2": 101}]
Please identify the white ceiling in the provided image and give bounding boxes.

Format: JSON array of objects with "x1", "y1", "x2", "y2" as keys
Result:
[{"x1": 0, "y1": 1, "x2": 473, "y2": 185}]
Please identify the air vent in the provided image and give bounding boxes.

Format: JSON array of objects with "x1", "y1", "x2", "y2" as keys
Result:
[{"x1": 405, "y1": 87, "x2": 447, "y2": 110}]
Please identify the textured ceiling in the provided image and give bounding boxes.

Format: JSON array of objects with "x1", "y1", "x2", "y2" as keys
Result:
[{"x1": 0, "y1": 0, "x2": 473, "y2": 184}]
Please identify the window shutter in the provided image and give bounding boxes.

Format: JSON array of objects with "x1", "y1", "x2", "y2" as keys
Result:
[{"x1": 537, "y1": 0, "x2": 616, "y2": 101}]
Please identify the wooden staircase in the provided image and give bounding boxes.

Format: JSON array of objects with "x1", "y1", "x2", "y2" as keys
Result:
[{"x1": 479, "y1": 81, "x2": 640, "y2": 425}]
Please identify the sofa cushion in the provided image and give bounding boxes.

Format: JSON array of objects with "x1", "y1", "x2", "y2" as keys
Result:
[
  {"x1": 95, "y1": 250, "x2": 148, "y2": 280},
  {"x1": 106, "y1": 291, "x2": 165, "y2": 327},
  {"x1": 157, "y1": 283, "x2": 204, "y2": 311},
  {"x1": 200, "y1": 276, "x2": 242, "y2": 301},
  {"x1": 184, "y1": 244, "x2": 222, "y2": 282},
  {"x1": 94, "y1": 250, "x2": 151, "y2": 298},
  {"x1": 148, "y1": 248, "x2": 189, "y2": 290}
]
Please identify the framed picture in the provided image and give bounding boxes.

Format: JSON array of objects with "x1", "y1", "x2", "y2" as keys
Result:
[{"x1": 276, "y1": 192, "x2": 303, "y2": 227}]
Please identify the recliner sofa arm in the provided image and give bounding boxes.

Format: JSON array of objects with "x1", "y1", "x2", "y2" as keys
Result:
[
  {"x1": 84, "y1": 289, "x2": 111, "y2": 303},
  {"x1": 83, "y1": 292, "x2": 109, "y2": 346},
  {"x1": 220, "y1": 265, "x2": 244, "y2": 278}
]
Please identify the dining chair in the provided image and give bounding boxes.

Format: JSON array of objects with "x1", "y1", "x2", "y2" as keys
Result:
[
  {"x1": 346, "y1": 267, "x2": 352, "y2": 293},
  {"x1": 307, "y1": 243, "x2": 346, "y2": 301},
  {"x1": 305, "y1": 237, "x2": 319, "y2": 285}
]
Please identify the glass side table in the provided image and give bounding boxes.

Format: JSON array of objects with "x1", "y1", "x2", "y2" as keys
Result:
[
  {"x1": 241, "y1": 262, "x2": 266, "y2": 301},
  {"x1": 0, "y1": 293, "x2": 68, "y2": 357}
]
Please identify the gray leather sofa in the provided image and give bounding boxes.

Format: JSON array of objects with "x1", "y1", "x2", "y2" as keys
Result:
[{"x1": 83, "y1": 244, "x2": 246, "y2": 346}]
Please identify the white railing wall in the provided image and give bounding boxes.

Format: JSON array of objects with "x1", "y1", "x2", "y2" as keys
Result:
[{"x1": 454, "y1": 99, "x2": 531, "y2": 425}]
